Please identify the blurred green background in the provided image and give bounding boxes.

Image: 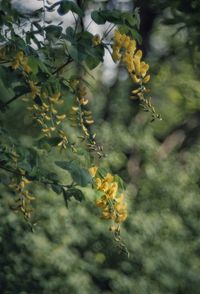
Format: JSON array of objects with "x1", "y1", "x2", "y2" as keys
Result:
[{"x1": 1, "y1": 0, "x2": 200, "y2": 293}]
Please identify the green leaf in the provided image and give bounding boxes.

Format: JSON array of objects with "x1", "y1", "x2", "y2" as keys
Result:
[
  {"x1": 118, "y1": 25, "x2": 142, "y2": 44},
  {"x1": 123, "y1": 12, "x2": 137, "y2": 27},
  {"x1": 0, "y1": 173, "x2": 9, "y2": 185},
  {"x1": 47, "y1": 172, "x2": 59, "y2": 182},
  {"x1": 96, "y1": 167, "x2": 107, "y2": 178},
  {"x1": 13, "y1": 85, "x2": 29, "y2": 96},
  {"x1": 55, "y1": 161, "x2": 92, "y2": 187},
  {"x1": 36, "y1": 137, "x2": 61, "y2": 150},
  {"x1": 68, "y1": 43, "x2": 86, "y2": 62},
  {"x1": 85, "y1": 55, "x2": 100, "y2": 70},
  {"x1": 114, "y1": 175, "x2": 126, "y2": 190},
  {"x1": 18, "y1": 161, "x2": 32, "y2": 173},
  {"x1": 28, "y1": 56, "x2": 39, "y2": 75},
  {"x1": 65, "y1": 26, "x2": 75, "y2": 42},
  {"x1": 130, "y1": 28, "x2": 142, "y2": 44},
  {"x1": 45, "y1": 25, "x2": 62, "y2": 40},
  {"x1": 104, "y1": 10, "x2": 122, "y2": 23},
  {"x1": 51, "y1": 184, "x2": 63, "y2": 195},
  {"x1": 37, "y1": 60, "x2": 51, "y2": 75},
  {"x1": 92, "y1": 9, "x2": 140, "y2": 28},
  {"x1": 63, "y1": 188, "x2": 84, "y2": 207},
  {"x1": 57, "y1": 1, "x2": 84, "y2": 17},
  {"x1": 85, "y1": 44, "x2": 104, "y2": 70},
  {"x1": 91, "y1": 11, "x2": 106, "y2": 24}
]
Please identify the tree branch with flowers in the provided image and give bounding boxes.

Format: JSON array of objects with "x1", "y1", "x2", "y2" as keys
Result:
[{"x1": 0, "y1": 0, "x2": 160, "y2": 255}]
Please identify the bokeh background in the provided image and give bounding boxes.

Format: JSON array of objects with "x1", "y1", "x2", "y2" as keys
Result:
[{"x1": 1, "y1": 0, "x2": 200, "y2": 293}]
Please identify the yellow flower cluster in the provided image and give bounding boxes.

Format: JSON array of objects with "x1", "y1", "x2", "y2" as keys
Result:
[
  {"x1": 92, "y1": 34, "x2": 101, "y2": 47},
  {"x1": 70, "y1": 80, "x2": 103, "y2": 155},
  {"x1": 70, "y1": 80, "x2": 94, "y2": 132},
  {"x1": 9, "y1": 176, "x2": 34, "y2": 220},
  {"x1": 29, "y1": 81, "x2": 40, "y2": 98},
  {"x1": 89, "y1": 167, "x2": 127, "y2": 225},
  {"x1": 112, "y1": 30, "x2": 150, "y2": 85},
  {"x1": 11, "y1": 50, "x2": 32, "y2": 74},
  {"x1": 27, "y1": 91, "x2": 67, "y2": 141}
]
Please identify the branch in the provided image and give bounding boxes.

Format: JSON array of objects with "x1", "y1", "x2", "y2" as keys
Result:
[
  {"x1": 77, "y1": 0, "x2": 84, "y2": 32},
  {"x1": 0, "y1": 165, "x2": 73, "y2": 189},
  {"x1": 45, "y1": 1, "x2": 61, "y2": 11},
  {"x1": 0, "y1": 58, "x2": 73, "y2": 111},
  {"x1": 52, "y1": 57, "x2": 73, "y2": 75},
  {"x1": 0, "y1": 89, "x2": 29, "y2": 110}
]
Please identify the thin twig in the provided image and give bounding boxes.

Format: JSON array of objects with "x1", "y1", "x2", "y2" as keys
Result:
[
  {"x1": 0, "y1": 165, "x2": 72, "y2": 188},
  {"x1": 0, "y1": 58, "x2": 73, "y2": 110}
]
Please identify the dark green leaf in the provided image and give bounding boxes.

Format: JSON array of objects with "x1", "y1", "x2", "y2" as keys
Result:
[
  {"x1": 57, "y1": 1, "x2": 84, "y2": 17},
  {"x1": 51, "y1": 184, "x2": 62, "y2": 194},
  {"x1": 55, "y1": 161, "x2": 92, "y2": 187},
  {"x1": 63, "y1": 188, "x2": 84, "y2": 207},
  {"x1": 28, "y1": 56, "x2": 39, "y2": 75},
  {"x1": 45, "y1": 25, "x2": 62, "y2": 40},
  {"x1": 85, "y1": 55, "x2": 101, "y2": 70},
  {"x1": 65, "y1": 26, "x2": 74, "y2": 42},
  {"x1": 91, "y1": 11, "x2": 106, "y2": 24},
  {"x1": 0, "y1": 173, "x2": 9, "y2": 185}
]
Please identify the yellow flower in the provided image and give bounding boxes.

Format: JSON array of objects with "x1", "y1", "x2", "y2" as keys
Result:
[
  {"x1": 106, "y1": 182, "x2": 118, "y2": 199},
  {"x1": 89, "y1": 166, "x2": 98, "y2": 177},
  {"x1": 112, "y1": 45, "x2": 122, "y2": 62},
  {"x1": 127, "y1": 40, "x2": 136, "y2": 54},
  {"x1": 92, "y1": 34, "x2": 101, "y2": 46},
  {"x1": 21, "y1": 57, "x2": 32, "y2": 74},
  {"x1": 93, "y1": 168, "x2": 128, "y2": 225},
  {"x1": 50, "y1": 92, "x2": 63, "y2": 104},
  {"x1": 114, "y1": 194, "x2": 128, "y2": 223},
  {"x1": 123, "y1": 35, "x2": 131, "y2": 49},
  {"x1": 131, "y1": 74, "x2": 141, "y2": 84},
  {"x1": 56, "y1": 114, "x2": 66, "y2": 121},
  {"x1": 11, "y1": 59, "x2": 20, "y2": 70},
  {"x1": 15, "y1": 51, "x2": 24, "y2": 62},
  {"x1": 96, "y1": 196, "x2": 107, "y2": 208},
  {"x1": 104, "y1": 173, "x2": 114, "y2": 183},
  {"x1": 29, "y1": 81, "x2": 40, "y2": 98},
  {"x1": 135, "y1": 49, "x2": 143, "y2": 59},
  {"x1": 140, "y1": 62, "x2": 149, "y2": 77},
  {"x1": 85, "y1": 119, "x2": 94, "y2": 125},
  {"x1": 80, "y1": 98, "x2": 88, "y2": 105},
  {"x1": 96, "y1": 177, "x2": 109, "y2": 192},
  {"x1": 123, "y1": 53, "x2": 135, "y2": 73},
  {"x1": 143, "y1": 74, "x2": 150, "y2": 83},
  {"x1": 114, "y1": 30, "x2": 123, "y2": 46},
  {"x1": 132, "y1": 56, "x2": 141, "y2": 76}
]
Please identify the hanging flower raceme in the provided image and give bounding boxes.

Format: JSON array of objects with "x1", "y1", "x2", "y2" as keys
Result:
[
  {"x1": 89, "y1": 167, "x2": 128, "y2": 227},
  {"x1": 9, "y1": 176, "x2": 35, "y2": 221},
  {"x1": 112, "y1": 30, "x2": 161, "y2": 121},
  {"x1": 69, "y1": 79, "x2": 103, "y2": 156},
  {"x1": 26, "y1": 89, "x2": 68, "y2": 147},
  {"x1": 11, "y1": 50, "x2": 32, "y2": 74},
  {"x1": 112, "y1": 30, "x2": 150, "y2": 87}
]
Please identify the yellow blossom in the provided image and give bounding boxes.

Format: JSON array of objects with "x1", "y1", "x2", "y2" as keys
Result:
[
  {"x1": 143, "y1": 74, "x2": 150, "y2": 83},
  {"x1": 92, "y1": 34, "x2": 101, "y2": 46},
  {"x1": 89, "y1": 166, "x2": 98, "y2": 177},
  {"x1": 29, "y1": 81, "x2": 40, "y2": 98}
]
